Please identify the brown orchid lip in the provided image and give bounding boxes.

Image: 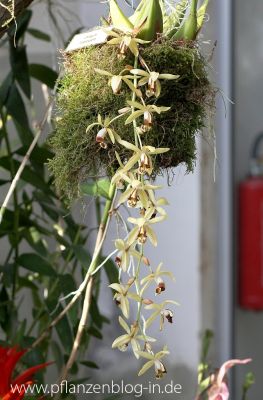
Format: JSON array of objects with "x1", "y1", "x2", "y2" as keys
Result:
[
  {"x1": 156, "y1": 282, "x2": 165, "y2": 294},
  {"x1": 139, "y1": 153, "x2": 151, "y2": 174},
  {"x1": 154, "y1": 360, "x2": 167, "y2": 379},
  {"x1": 143, "y1": 111, "x2": 153, "y2": 126},
  {"x1": 137, "y1": 226, "x2": 147, "y2": 244},
  {"x1": 128, "y1": 190, "x2": 139, "y2": 207},
  {"x1": 115, "y1": 256, "x2": 122, "y2": 267}
]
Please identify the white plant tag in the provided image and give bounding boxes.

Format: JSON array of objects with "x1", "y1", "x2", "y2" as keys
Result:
[{"x1": 66, "y1": 27, "x2": 109, "y2": 52}]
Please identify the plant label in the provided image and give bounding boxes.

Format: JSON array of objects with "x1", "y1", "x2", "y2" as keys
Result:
[{"x1": 66, "y1": 27, "x2": 110, "y2": 52}]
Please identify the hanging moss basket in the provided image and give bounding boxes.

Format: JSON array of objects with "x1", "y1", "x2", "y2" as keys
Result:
[{"x1": 49, "y1": 39, "x2": 215, "y2": 202}]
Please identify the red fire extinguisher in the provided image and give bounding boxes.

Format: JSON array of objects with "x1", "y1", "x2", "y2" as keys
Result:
[{"x1": 239, "y1": 132, "x2": 263, "y2": 310}]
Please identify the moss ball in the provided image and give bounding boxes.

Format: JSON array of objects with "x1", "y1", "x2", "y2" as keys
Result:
[{"x1": 49, "y1": 39, "x2": 214, "y2": 202}]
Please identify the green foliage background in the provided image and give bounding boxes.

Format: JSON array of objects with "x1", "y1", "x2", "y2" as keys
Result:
[{"x1": 0, "y1": 6, "x2": 118, "y2": 397}]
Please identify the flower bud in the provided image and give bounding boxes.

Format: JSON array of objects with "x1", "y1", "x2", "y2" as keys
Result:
[
  {"x1": 143, "y1": 298, "x2": 154, "y2": 305},
  {"x1": 142, "y1": 256, "x2": 151, "y2": 266}
]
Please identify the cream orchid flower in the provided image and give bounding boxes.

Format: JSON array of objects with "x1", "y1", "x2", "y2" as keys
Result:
[
  {"x1": 106, "y1": 28, "x2": 149, "y2": 58},
  {"x1": 113, "y1": 135, "x2": 170, "y2": 177},
  {"x1": 146, "y1": 196, "x2": 169, "y2": 219},
  {"x1": 94, "y1": 68, "x2": 142, "y2": 97},
  {"x1": 140, "y1": 262, "x2": 175, "y2": 295},
  {"x1": 127, "y1": 208, "x2": 166, "y2": 247},
  {"x1": 117, "y1": 171, "x2": 161, "y2": 209},
  {"x1": 137, "y1": 345, "x2": 170, "y2": 378},
  {"x1": 144, "y1": 299, "x2": 179, "y2": 329},
  {"x1": 125, "y1": 100, "x2": 171, "y2": 131},
  {"x1": 86, "y1": 114, "x2": 117, "y2": 148},
  {"x1": 130, "y1": 68, "x2": 179, "y2": 97},
  {"x1": 109, "y1": 280, "x2": 140, "y2": 318},
  {"x1": 115, "y1": 239, "x2": 141, "y2": 272},
  {"x1": 112, "y1": 317, "x2": 156, "y2": 359}
]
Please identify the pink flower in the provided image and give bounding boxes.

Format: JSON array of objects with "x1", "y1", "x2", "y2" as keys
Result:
[{"x1": 208, "y1": 359, "x2": 252, "y2": 400}]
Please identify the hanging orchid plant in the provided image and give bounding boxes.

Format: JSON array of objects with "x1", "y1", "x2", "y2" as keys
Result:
[{"x1": 49, "y1": 0, "x2": 215, "y2": 380}]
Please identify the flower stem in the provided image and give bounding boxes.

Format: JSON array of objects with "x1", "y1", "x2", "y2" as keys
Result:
[
  {"x1": 59, "y1": 182, "x2": 116, "y2": 382},
  {"x1": 132, "y1": 55, "x2": 139, "y2": 147},
  {"x1": 31, "y1": 182, "x2": 116, "y2": 357}
]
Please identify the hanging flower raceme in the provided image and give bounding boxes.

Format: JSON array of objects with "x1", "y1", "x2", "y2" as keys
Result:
[{"x1": 0, "y1": 345, "x2": 51, "y2": 400}]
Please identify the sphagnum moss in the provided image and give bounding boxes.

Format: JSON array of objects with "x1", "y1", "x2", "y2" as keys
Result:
[{"x1": 49, "y1": 39, "x2": 214, "y2": 202}]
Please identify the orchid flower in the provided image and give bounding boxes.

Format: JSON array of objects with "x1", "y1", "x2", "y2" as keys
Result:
[
  {"x1": 115, "y1": 239, "x2": 141, "y2": 271},
  {"x1": 127, "y1": 208, "x2": 166, "y2": 247},
  {"x1": 137, "y1": 345, "x2": 170, "y2": 378},
  {"x1": 86, "y1": 114, "x2": 117, "y2": 148},
  {"x1": 109, "y1": 280, "x2": 140, "y2": 318},
  {"x1": 106, "y1": 28, "x2": 149, "y2": 58},
  {"x1": 125, "y1": 100, "x2": 171, "y2": 132},
  {"x1": 144, "y1": 299, "x2": 179, "y2": 329},
  {"x1": 130, "y1": 68, "x2": 179, "y2": 97},
  {"x1": 140, "y1": 262, "x2": 175, "y2": 295},
  {"x1": 207, "y1": 359, "x2": 252, "y2": 400},
  {"x1": 117, "y1": 171, "x2": 161, "y2": 208},
  {"x1": 94, "y1": 68, "x2": 142, "y2": 97},
  {"x1": 112, "y1": 316, "x2": 156, "y2": 359}
]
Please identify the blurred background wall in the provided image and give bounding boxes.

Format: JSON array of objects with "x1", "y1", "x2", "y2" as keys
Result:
[{"x1": 234, "y1": 0, "x2": 263, "y2": 398}]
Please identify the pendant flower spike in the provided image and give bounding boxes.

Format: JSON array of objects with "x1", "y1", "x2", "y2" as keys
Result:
[{"x1": 0, "y1": 345, "x2": 51, "y2": 400}]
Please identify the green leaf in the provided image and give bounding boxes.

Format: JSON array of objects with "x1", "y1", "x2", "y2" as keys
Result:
[
  {"x1": 5, "y1": 83, "x2": 31, "y2": 134},
  {"x1": 87, "y1": 326, "x2": 103, "y2": 340},
  {"x1": 8, "y1": 9, "x2": 32, "y2": 41},
  {"x1": 51, "y1": 340, "x2": 64, "y2": 371},
  {"x1": 23, "y1": 227, "x2": 48, "y2": 257},
  {"x1": 17, "y1": 253, "x2": 57, "y2": 276},
  {"x1": 80, "y1": 361, "x2": 99, "y2": 369},
  {"x1": 81, "y1": 178, "x2": 111, "y2": 199},
  {"x1": 16, "y1": 145, "x2": 53, "y2": 164},
  {"x1": 45, "y1": 284, "x2": 73, "y2": 353},
  {"x1": 10, "y1": 45, "x2": 31, "y2": 98},
  {"x1": 27, "y1": 28, "x2": 51, "y2": 42},
  {"x1": 72, "y1": 245, "x2": 91, "y2": 269},
  {"x1": 0, "y1": 73, "x2": 13, "y2": 107},
  {"x1": 0, "y1": 157, "x2": 51, "y2": 193},
  {"x1": 89, "y1": 296, "x2": 105, "y2": 330},
  {"x1": 103, "y1": 258, "x2": 118, "y2": 286},
  {"x1": 29, "y1": 64, "x2": 58, "y2": 89},
  {"x1": 0, "y1": 179, "x2": 9, "y2": 186}
]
